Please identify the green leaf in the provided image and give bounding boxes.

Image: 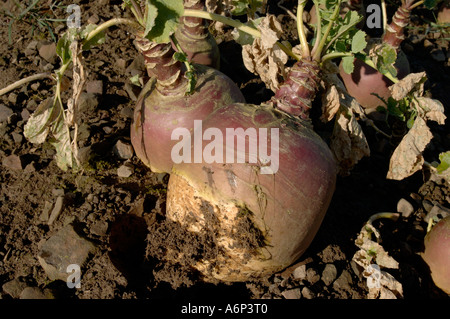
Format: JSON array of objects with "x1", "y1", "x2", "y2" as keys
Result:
[
  {"x1": 351, "y1": 30, "x2": 367, "y2": 53},
  {"x1": 144, "y1": 0, "x2": 184, "y2": 44},
  {"x1": 173, "y1": 51, "x2": 187, "y2": 62},
  {"x1": 81, "y1": 24, "x2": 106, "y2": 51},
  {"x1": 144, "y1": 2, "x2": 158, "y2": 38},
  {"x1": 56, "y1": 33, "x2": 72, "y2": 65},
  {"x1": 342, "y1": 56, "x2": 355, "y2": 74},
  {"x1": 232, "y1": 18, "x2": 262, "y2": 45},
  {"x1": 424, "y1": 0, "x2": 441, "y2": 10},
  {"x1": 436, "y1": 151, "x2": 450, "y2": 174}
]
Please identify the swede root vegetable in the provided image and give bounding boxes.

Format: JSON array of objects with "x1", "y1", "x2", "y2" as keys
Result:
[
  {"x1": 130, "y1": 37, "x2": 245, "y2": 173},
  {"x1": 339, "y1": 0, "x2": 417, "y2": 110},
  {"x1": 161, "y1": 0, "x2": 372, "y2": 281},
  {"x1": 174, "y1": 0, "x2": 220, "y2": 68},
  {"x1": 422, "y1": 216, "x2": 450, "y2": 294}
]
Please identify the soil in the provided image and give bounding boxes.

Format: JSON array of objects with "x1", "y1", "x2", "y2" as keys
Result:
[{"x1": 0, "y1": 0, "x2": 449, "y2": 304}]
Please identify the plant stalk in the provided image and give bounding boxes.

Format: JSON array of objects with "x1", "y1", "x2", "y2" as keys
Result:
[
  {"x1": 297, "y1": 0, "x2": 310, "y2": 58},
  {"x1": 85, "y1": 18, "x2": 141, "y2": 44},
  {"x1": 312, "y1": 0, "x2": 342, "y2": 61},
  {"x1": 0, "y1": 73, "x2": 53, "y2": 96}
]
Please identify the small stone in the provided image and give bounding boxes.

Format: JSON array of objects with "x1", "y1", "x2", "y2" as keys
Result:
[
  {"x1": 30, "y1": 82, "x2": 40, "y2": 91},
  {"x1": 87, "y1": 14, "x2": 99, "y2": 24},
  {"x1": 52, "y1": 188, "x2": 65, "y2": 197},
  {"x1": 90, "y1": 220, "x2": 109, "y2": 236},
  {"x1": 292, "y1": 264, "x2": 307, "y2": 280},
  {"x1": 11, "y1": 132, "x2": 23, "y2": 144},
  {"x1": 0, "y1": 104, "x2": 13, "y2": 123},
  {"x1": 114, "y1": 140, "x2": 134, "y2": 160},
  {"x1": 78, "y1": 92, "x2": 99, "y2": 113},
  {"x1": 124, "y1": 82, "x2": 140, "y2": 101},
  {"x1": 40, "y1": 201, "x2": 53, "y2": 223},
  {"x1": 301, "y1": 287, "x2": 315, "y2": 299},
  {"x1": 425, "y1": 203, "x2": 450, "y2": 223},
  {"x1": 117, "y1": 164, "x2": 134, "y2": 177},
  {"x1": 2, "y1": 278, "x2": 28, "y2": 298},
  {"x1": 8, "y1": 92, "x2": 18, "y2": 104},
  {"x1": 116, "y1": 58, "x2": 127, "y2": 69},
  {"x1": 422, "y1": 200, "x2": 434, "y2": 213},
  {"x1": 24, "y1": 40, "x2": 38, "y2": 56},
  {"x1": 120, "y1": 106, "x2": 134, "y2": 119},
  {"x1": 86, "y1": 80, "x2": 103, "y2": 95},
  {"x1": 26, "y1": 99, "x2": 38, "y2": 111},
  {"x1": 38, "y1": 41, "x2": 57, "y2": 63},
  {"x1": 423, "y1": 39, "x2": 434, "y2": 48},
  {"x1": 322, "y1": 264, "x2": 337, "y2": 286},
  {"x1": 2, "y1": 154, "x2": 23, "y2": 170},
  {"x1": 333, "y1": 270, "x2": 353, "y2": 291},
  {"x1": 37, "y1": 224, "x2": 96, "y2": 281},
  {"x1": 103, "y1": 126, "x2": 113, "y2": 134},
  {"x1": 306, "y1": 268, "x2": 320, "y2": 285},
  {"x1": 281, "y1": 288, "x2": 301, "y2": 299},
  {"x1": 47, "y1": 196, "x2": 65, "y2": 225},
  {"x1": 21, "y1": 108, "x2": 30, "y2": 121},
  {"x1": 19, "y1": 287, "x2": 54, "y2": 299},
  {"x1": 397, "y1": 198, "x2": 414, "y2": 218}
]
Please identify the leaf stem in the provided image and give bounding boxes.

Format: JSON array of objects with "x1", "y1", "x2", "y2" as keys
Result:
[
  {"x1": 297, "y1": 0, "x2": 310, "y2": 58},
  {"x1": 0, "y1": 73, "x2": 54, "y2": 96},
  {"x1": 360, "y1": 55, "x2": 399, "y2": 83},
  {"x1": 85, "y1": 18, "x2": 141, "y2": 44},
  {"x1": 321, "y1": 51, "x2": 353, "y2": 63},
  {"x1": 183, "y1": 9, "x2": 261, "y2": 39},
  {"x1": 312, "y1": 0, "x2": 342, "y2": 61},
  {"x1": 409, "y1": 0, "x2": 424, "y2": 10},
  {"x1": 381, "y1": 0, "x2": 388, "y2": 36},
  {"x1": 311, "y1": 0, "x2": 322, "y2": 56}
]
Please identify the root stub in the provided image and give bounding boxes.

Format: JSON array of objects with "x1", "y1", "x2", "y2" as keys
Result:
[{"x1": 166, "y1": 174, "x2": 293, "y2": 282}]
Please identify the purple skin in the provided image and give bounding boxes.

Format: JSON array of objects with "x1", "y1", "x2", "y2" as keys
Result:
[
  {"x1": 422, "y1": 216, "x2": 450, "y2": 294},
  {"x1": 339, "y1": 0, "x2": 415, "y2": 110},
  {"x1": 131, "y1": 38, "x2": 245, "y2": 173},
  {"x1": 173, "y1": 0, "x2": 220, "y2": 69},
  {"x1": 166, "y1": 59, "x2": 337, "y2": 280}
]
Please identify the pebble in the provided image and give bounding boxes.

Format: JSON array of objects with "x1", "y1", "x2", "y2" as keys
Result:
[
  {"x1": 90, "y1": 220, "x2": 109, "y2": 236},
  {"x1": 114, "y1": 140, "x2": 134, "y2": 160},
  {"x1": 24, "y1": 40, "x2": 38, "y2": 56},
  {"x1": 20, "y1": 108, "x2": 30, "y2": 121},
  {"x1": 86, "y1": 80, "x2": 103, "y2": 95},
  {"x1": 425, "y1": 203, "x2": 450, "y2": 223},
  {"x1": 281, "y1": 288, "x2": 301, "y2": 299},
  {"x1": 321, "y1": 264, "x2": 337, "y2": 286},
  {"x1": 2, "y1": 278, "x2": 28, "y2": 298},
  {"x1": 19, "y1": 287, "x2": 54, "y2": 299},
  {"x1": 301, "y1": 287, "x2": 315, "y2": 299},
  {"x1": 38, "y1": 41, "x2": 57, "y2": 63},
  {"x1": 11, "y1": 132, "x2": 23, "y2": 144},
  {"x1": 120, "y1": 106, "x2": 134, "y2": 119},
  {"x1": 2, "y1": 154, "x2": 23, "y2": 170},
  {"x1": 0, "y1": 104, "x2": 13, "y2": 123},
  {"x1": 333, "y1": 270, "x2": 353, "y2": 291},
  {"x1": 78, "y1": 92, "x2": 99, "y2": 113},
  {"x1": 37, "y1": 224, "x2": 96, "y2": 281},
  {"x1": 397, "y1": 198, "x2": 414, "y2": 218},
  {"x1": 47, "y1": 196, "x2": 65, "y2": 225},
  {"x1": 292, "y1": 264, "x2": 307, "y2": 280},
  {"x1": 306, "y1": 268, "x2": 320, "y2": 285},
  {"x1": 117, "y1": 164, "x2": 134, "y2": 177},
  {"x1": 422, "y1": 200, "x2": 434, "y2": 213},
  {"x1": 40, "y1": 201, "x2": 53, "y2": 223}
]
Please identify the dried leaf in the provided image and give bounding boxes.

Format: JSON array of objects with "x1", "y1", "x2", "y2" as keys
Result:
[
  {"x1": 330, "y1": 108, "x2": 370, "y2": 175},
  {"x1": 241, "y1": 15, "x2": 288, "y2": 92},
  {"x1": 414, "y1": 97, "x2": 446, "y2": 125},
  {"x1": 389, "y1": 72, "x2": 426, "y2": 100},
  {"x1": 321, "y1": 85, "x2": 341, "y2": 122},
  {"x1": 387, "y1": 116, "x2": 432, "y2": 180},
  {"x1": 23, "y1": 98, "x2": 57, "y2": 144}
]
